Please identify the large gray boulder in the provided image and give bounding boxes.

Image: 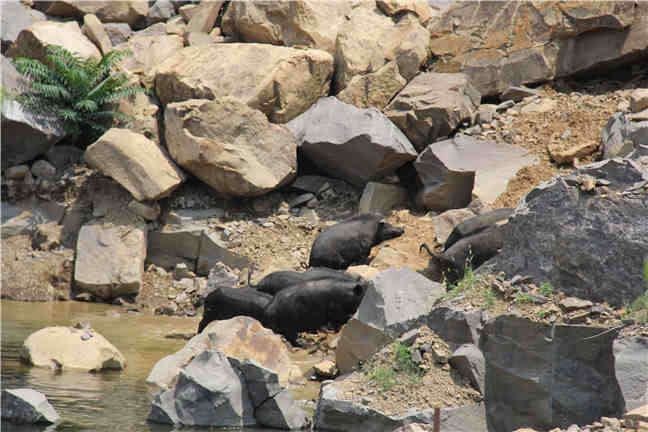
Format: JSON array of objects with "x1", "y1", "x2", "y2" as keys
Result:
[
  {"x1": 482, "y1": 158, "x2": 648, "y2": 307},
  {"x1": 286, "y1": 97, "x2": 418, "y2": 186},
  {"x1": 415, "y1": 134, "x2": 536, "y2": 206},
  {"x1": 1, "y1": 388, "x2": 60, "y2": 425},
  {"x1": 314, "y1": 381, "x2": 487, "y2": 432},
  {"x1": 1, "y1": 1, "x2": 47, "y2": 54},
  {"x1": 1, "y1": 55, "x2": 65, "y2": 169},
  {"x1": 148, "y1": 350, "x2": 256, "y2": 427},
  {"x1": 74, "y1": 221, "x2": 147, "y2": 299},
  {"x1": 613, "y1": 337, "x2": 648, "y2": 411},
  {"x1": 152, "y1": 43, "x2": 334, "y2": 123},
  {"x1": 385, "y1": 72, "x2": 481, "y2": 152},
  {"x1": 165, "y1": 98, "x2": 297, "y2": 197},
  {"x1": 336, "y1": 267, "x2": 445, "y2": 373},
  {"x1": 84, "y1": 128, "x2": 185, "y2": 201},
  {"x1": 480, "y1": 315, "x2": 624, "y2": 431}
]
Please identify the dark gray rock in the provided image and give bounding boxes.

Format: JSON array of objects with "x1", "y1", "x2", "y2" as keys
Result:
[
  {"x1": 286, "y1": 96, "x2": 417, "y2": 186},
  {"x1": 148, "y1": 350, "x2": 256, "y2": 427},
  {"x1": 103, "y1": 23, "x2": 133, "y2": 46},
  {"x1": 337, "y1": 268, "x2": 445, "y2": 373},
  {"x1": 1, "y1": 1, "x2": 47, "y2": 54},
  {"x1": 449, "y1": 344, "x2": 486, "y2": 393},
  {"x1": 425, "y1": 307, "x2": 484, "y2": 349},
  {"x1": 613, "y1": 337, "x2": 648, "y2": 411},
  {"x1": 230, "y1": 358, "x2": 309, "y2": 430},
  {"x1": 384, "y1": 72, "x2": 481, "y2": 152},
  {"x1": 1, "y1": 55, "x2": 65, "y2": 169},
  {"x1": 414, "y1": 134, "x2": 535, "y2": 208},
  {"x1": 44, "y1": 145, "x2": 84, "y2": 170},
  {"x1": 601, "y1": 113, "x2": 634, "y2": 160},
  {"x1": 147, "y1": 0, "x2": 176, "y2": 26},
  {"x1": 480, "y1": 315, "x2": 624, "y2": 432},
  {"x1": 482, "y1": 158, "x2": 648, "y2": 307},
  {"x1": 500, "y1": 86, "x2": 540, "y2": 103},
  {"x1": 1, "y1": 388, "x2": 60, "y2": 425}
]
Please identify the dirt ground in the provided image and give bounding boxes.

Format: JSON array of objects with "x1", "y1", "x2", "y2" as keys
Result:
[{"x1": 3, "y1": 71, "x2": 648, "y2": 415}]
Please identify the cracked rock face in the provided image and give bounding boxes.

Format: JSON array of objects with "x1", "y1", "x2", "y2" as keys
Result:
[{"x1": 482, "y1": 157, "x2": 648, "y2": 308}]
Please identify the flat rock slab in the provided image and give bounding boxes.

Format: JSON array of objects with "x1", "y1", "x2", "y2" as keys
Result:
[
  {"x1": 74, "y1": 222, "x2": 147, "y2": 299},
  {"x1": 84, "y1": 128, "x2": 185, "y2": 201},
  {"x1": 1, "y1": 388, "x2": 60, "y2": 425},
  {"x1": 287, "y1": 96, "x2": 417, "y2": 186},
  {"x1": 22, "y1": 325, "x2": 125, "y2": 372},
  {"x1": 314, "y1": 380, "x2": 486, "y2": 432},
  {"x1": 613, "y1": 337, "x2": 648, "y2": 411},
  {"x1": 418, "y1": 134, "x2": 536, "y2": 204}
]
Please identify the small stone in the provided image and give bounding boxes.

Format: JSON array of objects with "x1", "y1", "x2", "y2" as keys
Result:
[
  {"x1": 31, "y1": 160, "x2": 57, "y2": 179},
  {"x1": 128, "y1": 200, "x2": 161, "y2": 221},
  {"x1": 6, "y1": 165, "x2": 30, "y2": 179},
  {"x1": 300, "y1": 208, "x2": 319, "y2": 224},
  {"x1": 630, "y1": 89, "x2": 648, "y2": 113},
  {"x1": 313, "y1": 360, "x2": 338, "y2": 379},
  {"x1": 306, "y1": 197, "x2": 319, "y2": 208},
  {"x1": 497, "y1": 100, "x2": 515, "y2": 111},
  {"x1": 289, "y1": 193, "x2": 315, "y2": 208},
  {"x1": 173, "y1": 263, "x2": 195, "y2": 281},
  {"x1": 560, "y1": 297, "x2": 594, "y2": 311},
  {"x1": 600, "y1": 417, "x2": 621, "y2": 430}
]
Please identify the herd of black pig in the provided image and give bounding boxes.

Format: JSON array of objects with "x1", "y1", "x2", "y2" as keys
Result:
[{"x1": 198, "y1": 210, "x2": 512, "y2": 345}]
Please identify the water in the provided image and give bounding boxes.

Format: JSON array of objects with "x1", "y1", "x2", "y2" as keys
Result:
[{"x1": 1, "y1": 300, "x2": 293, "y2": 432}]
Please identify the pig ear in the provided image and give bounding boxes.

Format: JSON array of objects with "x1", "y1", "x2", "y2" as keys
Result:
[{"x1": 353, "y1": 284, "x2": 364, "y2": 297}]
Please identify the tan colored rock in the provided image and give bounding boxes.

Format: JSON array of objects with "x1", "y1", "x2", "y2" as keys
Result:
[
  {"x1": 111, "y1": 91, "x2": 161, "y2": 144},
  {"x1": 147, "y1": 316, "x2": 302, "y2": 389},
  {"x1": 21, "y1": 325, "x2": 125, "y2": 372},
  {"x1": 31, "y1": 221, "x2": 62, "y2": 250},
  {"x1": 165, "y1": 15, "x2": 186, "y2": 38},
  {"x1": 385, "y1": 72, "x2": 481, "y2": 152},
  {"x1": 84, "y1": 128, "x2": 185, "y2": 201},
  {"x1": 127, "y1": 200, "x2": 160, "y2": 221},
  {"x1": 377, "y1": 0, "x2": 432, "y2": 25},
  {"x1": 313, "y1": 360, "x2": 338, "y2": 379},
  {"x1": 185, "y1": 0, "x2": 223, "y2": 35},
  {"x1": 184, "y1": 32, "x2": 214, "y2": 47},
  {"x1": 520, "y1": 98, "x2": 557, "y2": 114},
  {"x1": 428, "y1": 1, "x2": 644, "y2": 96},
  {"x1": 346, "y1": 265, "x2": 381, "y2": 281},
  {"x1": 548, "y1": 140, "x2": 599, "y2": 165},
  {"x1": 178, "y1": 4, "x2": 199, "y2": 23},
  {"x1": 165, "y1": 98, "x2": 296, "y2": 197},
  {"x1": 114, "y1": 33, "x2": 184, "y2": 88},
  {"x1": 336, "y1": 61, "x2": 407, "y2": 109},
  {"x1": 153, "y1": 43, "x2": 333, "y2": 123},
  {"x1": 6, "y1": 20, "x2": 101, "y2": 63},
  {"x1": 358, "y1": 182, "x2": 409, "y2": 215},
  {"x1": 431, "y1": 208, "x2": 478, "y2": 245},
  {"x1": 38, "y1": 1, "x2": 149, "y2": 28},
  {"x1": 74, "y1": 221, "x2": 147, "y2": 299},
  {"x1": 82, "y1": 14, "x2": 112, "y2": 55},
  {"x1": 624, "y1": 405, "x2": 648, "y2": 429},
  {"x1": 335, "y1": 7, "x2": 429, "y2": 93},
  {"x1": 221, "y1": 0, "x2": 353, "y2": 55},
  {"x1": 630, "y1": 89, "x2": 648, "y2": 113}
]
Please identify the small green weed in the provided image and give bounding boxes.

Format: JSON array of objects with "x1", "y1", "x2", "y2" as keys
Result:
[
  {"x1": 539, "y1": 282, "x2": 554, "y2": 297},
  {"x1": 444, "y1": 263, "x2": 479, "y2": 298},
  {"x1": 483, "y1": 288, "x2": 496, "y2": 308},
  {"x1": 537, "y1": 310, "x2": 549, "y2": 319},
  {"x1": 393, "y1": 341, "x2": 422, "y2": 384},
  {"x1": 515, "y1": 292, "x2": 534, "y2": 304},
  {"x1": 369, "y1": 366, "x2": 395, "y2": 391}
]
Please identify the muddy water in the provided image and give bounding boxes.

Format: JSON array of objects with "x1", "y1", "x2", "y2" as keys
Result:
[{"x1": 1, "y1": 300, "x2": 320, "y2": 432}]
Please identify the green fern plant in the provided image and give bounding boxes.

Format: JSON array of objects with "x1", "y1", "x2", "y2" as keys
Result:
[{"x1": 12, "y1": 45, "x2": 146, "y2": 148}]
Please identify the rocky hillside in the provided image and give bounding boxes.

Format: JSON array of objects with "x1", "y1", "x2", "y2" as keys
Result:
[{"x1": 2, "y1": 1, "x2": 648, "y2": 432}]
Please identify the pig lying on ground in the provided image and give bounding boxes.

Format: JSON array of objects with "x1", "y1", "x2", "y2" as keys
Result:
[
  {"x1": 309, "y1": 213, "x2": 404, "y2": 270},
  {"x1": 198, "y1": 287, "x2": 273, "y2": 333}
]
